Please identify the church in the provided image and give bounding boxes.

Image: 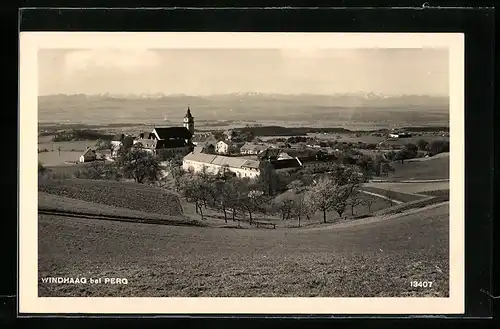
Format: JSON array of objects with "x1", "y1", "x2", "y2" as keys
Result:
[{"x1": 131, "y1": 107, "x2": 195, "y2": 157}]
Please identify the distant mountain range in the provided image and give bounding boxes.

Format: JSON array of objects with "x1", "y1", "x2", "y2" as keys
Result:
[
  {"x1": 39, "y1": 93, "x2": 448, "y2": 108},
  {"x1": 38, "y1": 93, "x2": 449, "y2": 127}
]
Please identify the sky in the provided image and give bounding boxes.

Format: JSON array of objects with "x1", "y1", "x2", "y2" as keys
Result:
[{"x1": 38, "y1": 48, "x2": 449, "y2": 96}]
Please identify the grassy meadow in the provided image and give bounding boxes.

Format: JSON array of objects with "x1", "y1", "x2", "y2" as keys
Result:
[{"x1": 38, "y1": 201, "x2": 449, "y2": 297}]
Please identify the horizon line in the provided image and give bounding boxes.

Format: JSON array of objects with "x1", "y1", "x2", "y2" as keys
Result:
[{"x1": 38, "y1": 92, "x2": 449, "y2": 98}]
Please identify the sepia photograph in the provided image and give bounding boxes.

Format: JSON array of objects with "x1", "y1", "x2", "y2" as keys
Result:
[{"x1": 19, "y1": 32, "x2": 464, "y2": 314}]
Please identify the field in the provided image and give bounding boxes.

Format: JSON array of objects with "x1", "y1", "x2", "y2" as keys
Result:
[
  {"x1": 388, "y1": 154, "x2": 449, "y2": 180},
  {"x1": 38, "y1": 179, "x2": 184, "y2": 217},
  {"x1": 38, "y1": 94, "x2": 449, "y2": 129},
  {"x1": 363, "y1": 181, "x2": 450, "y2": 195},
  {"x1": 38, "y1": 201, "x2": 449, "y2": 297},
  {"x1": 39, "y1": 192, "x2": 198, "y2": 226}
]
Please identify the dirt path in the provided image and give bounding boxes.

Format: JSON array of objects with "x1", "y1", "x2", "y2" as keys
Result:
[{"x1": 359, "y1": 190, "x2": 403, "y2": 205}]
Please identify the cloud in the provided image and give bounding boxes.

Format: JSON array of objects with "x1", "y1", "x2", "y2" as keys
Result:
[{"x1": 63, "y1": 49, "x2": 162, "y2": 74}]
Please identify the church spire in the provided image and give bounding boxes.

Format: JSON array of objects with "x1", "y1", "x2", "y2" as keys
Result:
[
  {"x1": 183, "y1": 105, "x2": 195, "y2": 134},
  {"x1": 185, "y1": 105, "x2": 193, "y2": 118}
]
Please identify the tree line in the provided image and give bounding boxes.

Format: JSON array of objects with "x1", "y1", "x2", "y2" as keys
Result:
[{"x1": 172, "y1": 161, "x2": 374, "y2": 227}]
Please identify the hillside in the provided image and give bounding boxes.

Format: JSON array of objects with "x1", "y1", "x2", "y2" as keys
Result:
[
  {"x1": 38, "y1": 202, "x2": 449, "y2": 297},
  {"x1": 38, "y1": 179, "x2": 184, "y2": 217}
]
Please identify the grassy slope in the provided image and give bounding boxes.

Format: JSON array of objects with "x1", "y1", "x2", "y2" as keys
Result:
[
  {"x1": 363, "y1": 181, "x2": 450, "y2": 195},
  {"x1": 38, "y1": 203, "x2": 449, "y2": 298},
  {"x1": 39, "y1": 192, "x2": 196, "y2": 225},
  {"x1": 38, "y1": 179, "x2": 183, "y2": 217},
  {"x1": 359, "y1": 186, "x2": 425, "y2": 203},
  {"x1": 388, "y1": 155, "x2": 449, "y2": 181}
]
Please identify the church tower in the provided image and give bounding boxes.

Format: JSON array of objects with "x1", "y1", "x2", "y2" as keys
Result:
[{"x1": 183, "y1": 106, "x2": 195, "y2": 134}]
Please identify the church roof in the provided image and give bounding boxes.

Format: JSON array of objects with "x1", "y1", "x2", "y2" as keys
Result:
[
  {"x1": 185, "y1": 107, "x2": 193, "y2": 119},
  {"x1": 152, "y1": 127, "x2": 193, "y2": 140}
]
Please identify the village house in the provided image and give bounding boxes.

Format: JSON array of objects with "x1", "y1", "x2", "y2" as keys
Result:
[
  {"x1": 269, "y1": 158, "x2": 302, "y2": 173},
  {"x1": 79, "y1": 147, "x2": 97, "y2": 163},
  {"x1": 240, "y1": 142, "x2": 269, "y2": 155},
  {"x1": 258, "y1": 147, "x2": 337, "y2": 174},
  {"x1": 183, "y1": 152, "x2": 261, "y2": 179},
  {"x1": 110, "y1": 133, "x2": 127, "y2": 158},
  {"x1": 191, "y1": 132, "x2": 216, "y2": 146},
  {"x1": 215, "y1": 140, "x2": 244, "y2": 155},
  {"x1": 388, "y1": 130, "x2": 412, "y2": 139}
]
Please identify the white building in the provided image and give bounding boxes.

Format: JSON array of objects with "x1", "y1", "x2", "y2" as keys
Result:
[
  {"x1": 183, "y1": 152, "x2": 261, "y2": 179},
  {"x1": 79, "y1": 147, "x2": 97, "y2": 163},
  {"x1": 215, "y1": 140, "x2": 244, "y2": 155},
  {"x1": 215, "y1": 141, "x2": 230, "y2": 154}
]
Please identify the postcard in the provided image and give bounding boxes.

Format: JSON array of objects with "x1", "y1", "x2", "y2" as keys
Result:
[{"x1": 19, "y1": 32, "x2": 464, "y2": 314}]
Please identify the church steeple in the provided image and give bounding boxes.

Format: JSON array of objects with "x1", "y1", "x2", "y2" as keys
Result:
[
  {"x1": 185, "y1": 106, "x2": 193, "y2": 119},
  {"x1": 183, "y1": 106, "x2": 195, "y2": 134}
]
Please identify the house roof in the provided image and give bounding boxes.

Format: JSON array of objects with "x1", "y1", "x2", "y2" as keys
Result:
[
  {"x1": 183, "y1": 152, "x2": 261, "y2": 170},
  {"x1": 271, "y1": 158, "x2": 302, "y2": 170},
  {"x1": 82, "y1": 148, "x2": 96, "y2": 156},
  {"x1": 193, "y1": 146, "x2": 204, "y2": 154},
  {"x1": 134, "y1": 139, "x2": 157, "y2": 149},
  {"x1": 240, "y1": 142, "x2": 269, "y2": 152},
  {"x1": 211, "y1": 155, "x2": 249, "y2": 168},
  {"x1": 280, "y1": 148, "x2": 320, "y2": 159},
  {"x1": 240, "y1": 160, "x2": 261, "y2": 169},
  {"x1": 192, "y1": 132, "x2": 215, "y2": 142},
  {"x1": 258, "y1": 148, "x2": 282, "y2": 159},
  {"x1": 135, "y1": 138, "x2": 189, "y2": 149},
  {"x1": 152, "y1": 127, "x2": 193, "y2": 140},
  {"x1": 184, "y1": 152, "x2": 218, "y2": 163}
]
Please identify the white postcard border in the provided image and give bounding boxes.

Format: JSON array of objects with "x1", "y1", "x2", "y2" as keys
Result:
[{"x1": 19, "y1": 32, "x2": 464, "y2": 314}]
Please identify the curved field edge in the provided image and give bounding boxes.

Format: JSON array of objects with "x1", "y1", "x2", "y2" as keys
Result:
[
  {"x1": 38, "y1": 192, "x2": 201, "y2": 226},
  {"x1": 38, "y1": 203, "x2": 449, "y2": 298},
  {"x1": 372, "y1": 196, "x2": 449, "y2": 217},
  {"x1": 38, "y1": 178, "x2": 184, "y2": 217}
]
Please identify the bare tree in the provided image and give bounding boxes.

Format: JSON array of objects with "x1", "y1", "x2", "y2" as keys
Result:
[
  {"x1": 384, "y1": 188, "x2": 395, "y2": 207},
  {"x1": 272, "y1": 192, "x2": 295, "y2": 221},
  {"x1": 304, "y1": 177, "x2": 336, "y2": 223},
  {"x1": 181, "y1": 176, "x2": 209, "y2": 220},
  {"x1": 347, "y1": 189, "x2": 363, "y2": 216},
  {"x1": 363, "y1": 195, "x2": 376, "y2": 213},
  {"x1": 290, "y1": 192, "x2": 309, "y2": 227}
]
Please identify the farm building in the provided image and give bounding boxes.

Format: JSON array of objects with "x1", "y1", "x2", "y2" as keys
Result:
[
  {"x1": 388, "y1": 131, "x2": 412, "y2": 139},
  {"x1": 191, "y1": 132, "x2": 217, "y2": 146},
  {"x1": 133, "y1": 137, "x2": 193, "y2": 157},
  {"x1": 240, "y1": 142, "x2": 269, "y2": 155},
  {"x1": 269, "y1": 158, "x2": 303, "y2": 173},
  {"x1": 300, "y1": 159, "x2": 337, "y2": 173},
  {"x1": 79, "y1": 147, "x2": 97, "y2": 163},
  {"x1": 183, "y1": 152, "x2": 261, "y2": 179}
]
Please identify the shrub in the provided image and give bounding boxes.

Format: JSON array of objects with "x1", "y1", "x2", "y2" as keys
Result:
[{"x1": 73, "y1": 161, "x2": 121, "y2": 180}]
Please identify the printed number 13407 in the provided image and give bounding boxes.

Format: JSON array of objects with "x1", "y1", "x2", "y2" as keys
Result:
[{"x1": 410, "y1": 281, "x2": 433, "y2": 288}]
